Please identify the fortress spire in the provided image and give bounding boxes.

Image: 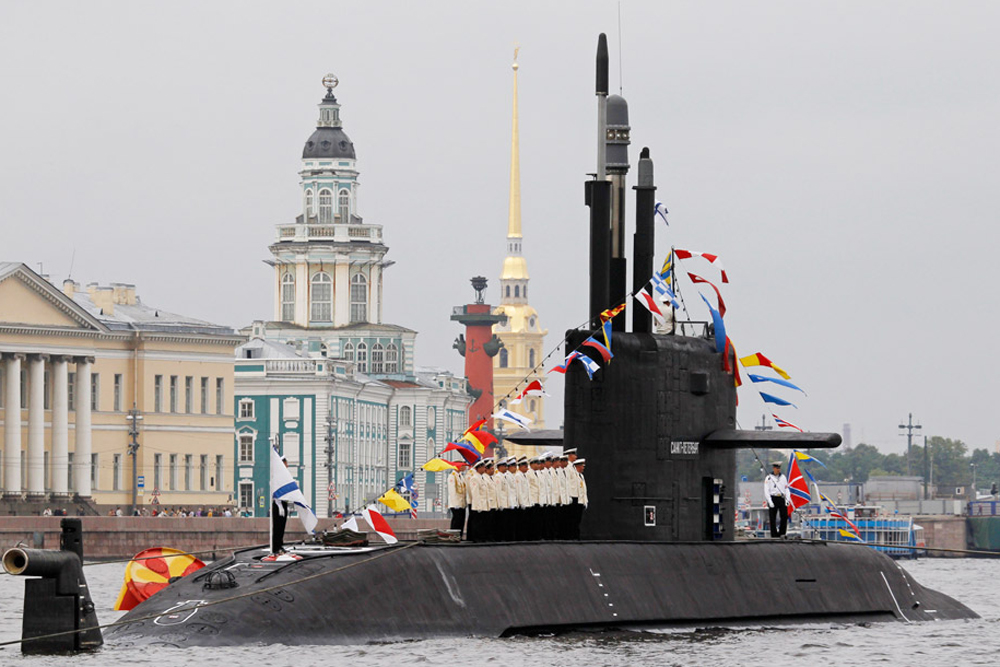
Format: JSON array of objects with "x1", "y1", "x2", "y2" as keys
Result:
[{"x1": 507, "y1": 48, "x2": 522, "y2": 241}]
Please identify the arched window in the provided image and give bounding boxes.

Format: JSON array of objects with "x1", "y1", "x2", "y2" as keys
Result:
[
  {"x1": 506, "y1": 285, "x2": 510, "y2": 298},
  {"x1": 310, "y1": 272, "x2": 332, "y2": 322},
  {"x1": 499, "y1": 347, "x2": 508, "y2": 368},
  {"x1": 319, "y1": 189, "x2": 333, "y2": 224},
  {"x1": 356, "y1": 342, "x2": 368, "y2": 373},
  {"x1": 529, "y1": 348, "x2": 536, "y2": 368},
  {"x1": 514, "y1": 285, "x2": 520, "y2": 298},
  {"x1": 351, "y1": 273, "x2": 368, "y2": 323},
  {"x1": 343, "y1": 342, "x2": 354, "y2": 362},
  {"x1": 385, "y1": 343, "x2": 399, "y2": 373},
  {"x1": 338, "y1": 189, "x2": 350, "y2": 222},
  {"x1": 281, "y1": 273, "x2": 295, "y2": 321},
  {"x1": 305, "y1": 189, "x2": 314, "y2": 218},
  {"x1": 400, "y1": 405, "x2": 412, "y2": 427},
  {"x1": 371, "y1": 343, "x2": 384, "y2": 374}
]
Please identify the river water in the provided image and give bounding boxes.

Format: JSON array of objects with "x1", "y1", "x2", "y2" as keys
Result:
[{"x1": 0, "y1": 556, "x2": 995, "y2": 667}]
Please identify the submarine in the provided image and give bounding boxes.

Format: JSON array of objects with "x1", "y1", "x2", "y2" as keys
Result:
[{"x1": 8, "y1": 34, "x2": 977, "y2": 651}]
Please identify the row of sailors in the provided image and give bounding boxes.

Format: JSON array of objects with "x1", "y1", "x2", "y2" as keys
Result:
[{"x1": 447, "y1": 450, "x2": 588, "y2": 542}]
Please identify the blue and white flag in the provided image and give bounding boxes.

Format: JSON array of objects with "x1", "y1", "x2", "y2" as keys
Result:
[
  {"x1": 575, "y1": 352, "x2": 601, "y2": 380},
  {"x1": 492, "y1": 408, "x2": 533, "y2": 431},
  {"x1": 748, "y1": 374, "x2": 807, "y2": 395},
  {"x1": 270, "y1": 446, "x2": 318, "y2": 534},
  {"x1": 654, "y1": 201, "x2": 669, "y2": 225},
  {"x1": 396, "y1": 472, "x2": 415, "y2": 494},
  {"x1": 650, "y1": 272, "x2": 681, "y2": 310}
]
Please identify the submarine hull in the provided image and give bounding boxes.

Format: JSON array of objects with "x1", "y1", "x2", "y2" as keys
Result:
[{"x1": 107, "y1": 540, "x2": 977, "y2": 647}]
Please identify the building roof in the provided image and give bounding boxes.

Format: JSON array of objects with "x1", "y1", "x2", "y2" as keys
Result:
[
  {"x1": 70, "y1": 291, "x2": 235, "y2": 336},
  {"x1": 237, "y1": 337, "x2": 307, "y2": 359},
  {"x1": 302, "y1": 127, "x2": 356, "y2": 160}
]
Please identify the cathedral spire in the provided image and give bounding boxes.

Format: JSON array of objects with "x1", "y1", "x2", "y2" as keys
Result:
[{"x1": 507, "y1": 49, "x2": 522, "y2": 241}]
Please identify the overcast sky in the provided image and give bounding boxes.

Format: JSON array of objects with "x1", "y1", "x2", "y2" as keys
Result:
[{"x1": 2, "y1": 2, "x2": 998, "y2": 456}]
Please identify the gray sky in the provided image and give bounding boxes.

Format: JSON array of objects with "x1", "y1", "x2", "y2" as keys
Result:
[{"x1": 3, "y1": 1, "x2": 999, "y2": 455}]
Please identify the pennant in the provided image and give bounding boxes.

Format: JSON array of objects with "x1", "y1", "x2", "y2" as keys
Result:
[
  {"x1": 362, "y1": 505, "x2": 398, "y2": 544},
  {"x1": 492, "y1": 408, "x2": 533, "y2": 430},
  {"x1": 837, "y1": 529, "x2": 864, "y2": 542},
  {"x1": 549, "y1": 351, "x2": 580, "y2": 374},
  {"x1": 462, "y1": 429, "x2": 496, "y2": 453},
  {"x1": 825, "y1": 507, "x2": 862, "y2": 537},
  {"x1": 443, "y1": 441, "x2": 481, "y2": 464},
  {"x1": 341, "y1": 515, "x2": 359, "y2": 532},
  {"x1": 687, "y1": 272, "x2": 726, "y2": 318},
  {"x1": 748, "y1": 374, "x2": 806, "y2": 394},
  {"x1": 581, "y1": 337, "x2": 613, "y2": 363},
  {"x1": 674, "y1": 249, "x2": 729, "y2": 283},
  {"x1": 574, "y1": 352, "x2": 600, "y2": 380},
  {"x1": 650, "y1": 272, "x2": 681, "y2": 309},
  {"x1": 270, "y1": 446, "x2": 318, "y2": 535},
  {"x1": 635, "y1": 287, "x2": 667, "y2": 326},
  {"x1": 739, "y1": 353, "x2": 791, "y2": 380},
  {"x1": 395, "y1": 473, "x2": 416, "y2": 494},
  {"x1": 601, "y1": 319, "x2": 613, "y2": 350},
  {"x1": 509, "y1": 379, "x2": 550, "y2": 405},
  {"x1": 772, "y1": 414, "x2": 803, "y2": 432},
  {"x1": 727, "y1": 336, "x2": 742, "y2": 388},
  {"x1": 654, "y1": 200, "x2": 669, "y2": 225},
  {"x1": 785, "y1": 455, "x2": 811, "y2": 511},
  {"x1": 793, "y1": 450, "x2": 827, "y2": 468},
  {"x1": 422, "y1": 457, "x2": 461, "y2": 472},
  {"x1": 378, "y1": 488, "x2": 413, "y2": 513},
  {"x1": 463, "y1": 418, "x2": 488, "y2": 438},
  {"x1": 660, "y1": 254, "x2": 673, "y2": 281},
  {"x1": 699, "y1": 294, "x2": 726, "y2": 354},
  {"x1": 760, "y1": 392, "x2": 797, "y2": 408}
]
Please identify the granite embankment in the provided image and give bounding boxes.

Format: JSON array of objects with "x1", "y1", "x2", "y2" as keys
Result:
[{"x1": 0, "y1": 516, "x2": 450, "y2": 559}]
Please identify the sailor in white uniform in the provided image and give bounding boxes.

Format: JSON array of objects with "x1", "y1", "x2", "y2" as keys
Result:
[{"x1": 764, "y1": 461, "x2": 792, "y2": 538}]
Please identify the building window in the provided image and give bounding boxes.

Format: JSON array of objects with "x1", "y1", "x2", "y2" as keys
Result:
[
  {"x1": 338, "y1": 188, "x2": 350, "y2": 222},
  {"x1": 283, "y1": 397, "x2": 300, "y2": 419},
  {"x1": 216, "y1": 378, "x2": 224, "y2": 415},
  {"x1": 215, "y1": 455, "x2": 224, "y2": 491},
  {"x1": 200, "y1": 455, "x2": 208, "y2": 490},
  {"x1": 200, "y1": 377, "x2": 208, "y2": 414},
  {"x1": 67, "y1": 453, "x2": 74, "y2": 492},
  {"x1": 239, "y1": 434, "x2": 254, "y2": 463},
  {"x1": 43, "y1": 370, "x2": 50, "y2": 410},
  {"x1": 398, "y1": 440, "x2": 411, "y2": 469},
  {"x1": 113, "y1": 454, "x2": 121, "y2": 491},
  {"x1": 283, "y1": 432, "x2": 300, "y2": 465},
  {"x1": 305, "y1": 188, "x2": 314, "y2": 217},
  {"x1": 350, "y1": 274, "x2": 368, "y2": 323},
  {"x1": 371, "y1": 343, "x2": 384, "y2": 374},
  {"x1": 529, "y1": 348, "x2": 536, "y2": 368},
  {"x1": 185, "y1": 454, "x2": 193, "y2": 491},
  {"x1": 185, "y1": 376, "x2": 193, "y2": 413},
  {"x1": 530, "y1": 399, "x2": 536, "y2": 412},
  {"x1": 154, "y1": 453, "x2": 162, "y2": 492},
  {"x1": 356, "y1": 342, "x2": 367, "y2": 373},
  {"x1": 311, "y1": 272, "x2": 333, "y2": 322},
  {"x1": 91, "y1": 373, "x2": 100, "y2": 411},
  {"x1": 385, "y1": 343, "x2": 399, "y2": 373},
  {"x1": 239, "y1": 481, "x2": 253, "y2": 511},
  {"x1": 169, "y1": 376, "x2": 178, "y2": 413},
  {"x1": 113, "y1": 374, "x2": 122, "y2": 412},
  {"x1": 91, "y1": 453, "x2": 98, "y2": 491},
  {"x1": 343, "y1": 342, "x2": 354, "y2": 362},
  {"x1": 428, "y1": 406, "x2": 436, "y2": 426},
  {"x1": 238, "y1": 398, "x2": 255, "y2": 420},
  {"x1": 506, "y1": 285, "x2": 510, "y2": 297},
  {"x1": 169, "y1": 454, "x2": 178, "y2": 490},
  {"x1": 281, "y1": 273, "x2": 295, "y2": 321},
  {"x1": 319, "y1": 188, "x2": 333, "y2": 223},
  {"x1": 154, "y1": 375, "x2": 162, "y2": 412},
  {"x1": 400, "y1": 405, "x2": 412, "y2": 427},
  {"x1": 515, "y1": 285, "x2": 520, "y2": 298},
  {"x1": 499, "y1": 347, "x2": 509, "y2": 368}
]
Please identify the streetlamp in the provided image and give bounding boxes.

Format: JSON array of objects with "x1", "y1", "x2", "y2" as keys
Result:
[{"x1": 125, "y1": 405, "x2": 143, "y2": 516}]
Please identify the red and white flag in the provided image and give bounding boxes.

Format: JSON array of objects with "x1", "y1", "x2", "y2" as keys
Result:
[
  {"x1": 635, "y1": 287, "x2": 667, "y2": 326},
  {"x1": 362, "y1": 505, "x2": 398, "y2": 544},
  {"x1": 674, "y1": 249, "x2": 729, "y2": 283},
  {"x1": 509, "y1": 379, "x2": 550, "y2": 405}
]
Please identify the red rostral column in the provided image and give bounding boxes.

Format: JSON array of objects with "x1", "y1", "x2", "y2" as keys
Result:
[{"x1": 451, "y1": 276, "x2": 507, "y2": 430}]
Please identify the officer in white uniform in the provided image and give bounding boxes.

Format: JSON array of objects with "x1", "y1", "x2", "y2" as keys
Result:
[
  {"x1": 447, "y1": 463, "x2": 468, "y2": 537},
  {"x1": 764, "y1": 461, "x2": 792, "y2": 538}
]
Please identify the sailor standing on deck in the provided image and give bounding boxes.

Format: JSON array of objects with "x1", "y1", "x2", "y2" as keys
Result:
[
  {"x1": 573, "y1": 458, "x2": 588, "y2": 537},
  {"x1": 467, "y1": 460, "x2": 488, "y2": 542},
  {"x1": 526, "y1": 457, "x2": 542, "y2": 541},
  {"x1": 765, "y1": 461, "x2": 792, "y2": 538},
  {"x1": 540, "y1": 455, "x2": 556, "y2": 539},
  {"x1": 446, "y1": 462, "x2": 468, "y2": 537},
  {"x1": 494, "y1": 459, "x2": 511, "y2": 541},
  {"x1": 484, "y1": 459, "x2": 499, "y2": 542},
  {"x1": 514, "y1": 457, "x2": 530, "y2": 540}
]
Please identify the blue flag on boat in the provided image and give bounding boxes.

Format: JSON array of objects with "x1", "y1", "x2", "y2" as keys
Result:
[
  {"x1": 759, "y1": 392, "x2": 797, "y2": 408},
  {"x1": 748, "y1": 374, "x2": 807, "y2": 395},
  {"x1": 699, "y1": 294, "x2": 726, "y2": 354}
]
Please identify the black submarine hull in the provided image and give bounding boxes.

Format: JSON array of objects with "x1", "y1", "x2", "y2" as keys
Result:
[{"x1": 107, "y1": 540, "x2": 976, "y2": 647}]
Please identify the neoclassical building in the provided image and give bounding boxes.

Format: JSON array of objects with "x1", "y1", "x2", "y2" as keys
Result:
[
  {"x1": 493, "y1": 56, "x2": 548, "y2": 446},
  {"x1": 0, "y1": 263, "x2": 241, "y2": 513},
  {"x1": 237, "y1": 76, "x2": 470, "y2": 519}
]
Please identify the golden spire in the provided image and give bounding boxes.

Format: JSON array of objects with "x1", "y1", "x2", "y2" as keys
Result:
[{"x1": 507, "y1": 46, "x2": 522, "y2": 240}]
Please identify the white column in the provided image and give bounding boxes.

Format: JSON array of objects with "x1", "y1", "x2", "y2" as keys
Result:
[
  {"x1": 3, "y1": 353, "x2": 24, "y2": 496},
  {"x1": 27, "y1": 354, "x2": 46, "y2": 497},
  {"x1": 73, "y1": 357, "x2": 93, "y2": 498},
  {"x1": 334, "y1": 258, "x2": 350, "y2": 327},
  {"x1": 51, "y1": 356, "x2": 69, "y2": 496},
  {"x1": 371, "y1": 262, "x2": 383, "y2": 324},
  {"x1": 295, "y1": 258, "x2": 310, "y2": 327}
]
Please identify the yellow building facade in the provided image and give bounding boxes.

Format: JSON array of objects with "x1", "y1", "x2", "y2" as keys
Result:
[
  {"x1": 0, "y1": 263, "x2": 242, "y2": 514},
  {"x1": 493, "y1": 55, "x2": 548, "y2": 459}
]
